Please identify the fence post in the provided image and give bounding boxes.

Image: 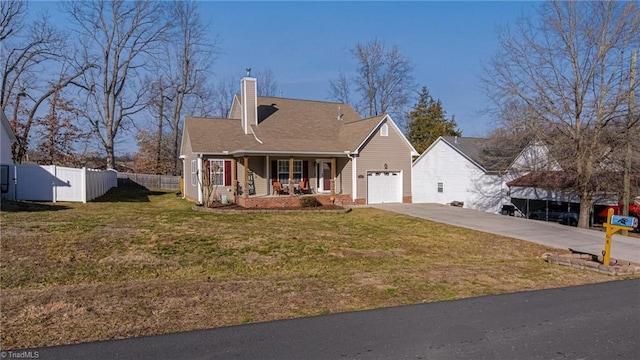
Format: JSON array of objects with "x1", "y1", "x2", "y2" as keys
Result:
[
  {"x1": 81, "y1": 167, "x2": 87, "y2": 203},
  {"x1": 51, "y1": 165, "x2": 57, "y2": 203},
  {"x1": 13, "y1": 165, "x2": 17, "y2": 201}
]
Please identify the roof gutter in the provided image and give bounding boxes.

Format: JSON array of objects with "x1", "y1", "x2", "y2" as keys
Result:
[
  {"x1": 192, "y1": 150, "x2": 353, "y2": 157},
  {"x1": 231, "y1": 150, "x2": 352, "y2": 157}
]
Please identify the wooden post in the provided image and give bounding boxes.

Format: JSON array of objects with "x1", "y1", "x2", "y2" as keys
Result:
[
  {"x1": 330, "y1": 157, "x2": 336, "y2": 195},
  {"x1": 243, "y1": 156, "x2": 249, "y2": 198},
  {"x1": 289, "y1": 156, "x2": 294, "y2": 197},
  {"x1": 603, "y1": 208, "x2": 638, "y2": 266},
  {"x1": 232, "y1": 158, "x2": 237, "y2": 197}
]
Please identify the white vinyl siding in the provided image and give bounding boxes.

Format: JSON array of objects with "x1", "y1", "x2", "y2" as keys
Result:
[
  {"x1": 412, "y1": 139, "x2": 506, "y2": 212},
  {"x1": 190, "y1": 160, "x2": 197, "y2": 186}
]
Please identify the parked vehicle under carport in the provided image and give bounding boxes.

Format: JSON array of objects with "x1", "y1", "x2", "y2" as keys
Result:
[{"x1": 528, "y1": 209, "x2": 579, "y2": 226}]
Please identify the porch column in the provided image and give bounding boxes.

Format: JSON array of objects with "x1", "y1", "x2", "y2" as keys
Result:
[
  {"x1": 289, "y1": 156, "x2": 294, "y2": 197},
  {"x1": 266, "y1": 155, "x2": 270, "y2": 195},
  {"x1": 330, "y1": 157, "x2": 336, "y2": 196},
  {"x1": 232, "y1": 158, "x2": 237, "y2": 197},
  {"x1": 243, "y1": 156, "x2": 249, "y2": 199}
]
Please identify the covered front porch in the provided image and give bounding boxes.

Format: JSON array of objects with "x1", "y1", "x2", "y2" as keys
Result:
[
  {"x1": 229, "y1": 154, "x2": 354, "y2": 208},
  {"x1": 237, "y1": 193, "x2": 354, "y2": 208}
]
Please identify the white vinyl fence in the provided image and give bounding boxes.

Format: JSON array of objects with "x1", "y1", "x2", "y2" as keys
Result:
[{"x1": 0, "y1": 164, "x2": 117, "y2": 203}]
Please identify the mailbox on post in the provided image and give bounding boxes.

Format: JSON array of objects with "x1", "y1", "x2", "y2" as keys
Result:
[
  {"x1": 603, "y1": 209, "x2": 638, "y2": 266},
  {"x1": 611, "y1": 215, "x2": 639, "y2": 229}
]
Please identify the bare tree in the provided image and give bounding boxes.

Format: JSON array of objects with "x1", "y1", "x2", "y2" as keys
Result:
[
  {"x1": 147, "y1": 0, "x2": 217, "y2": 176},
  {"x1": 0, "y1": 0, "x2": 25, "y2": 42},
  {"x1": 1, "y1": 12, "x2": 63, "y2": 110},
  {"x1": 140, "y1": 75, "x2": 171, "y2": 174},
  {"x1": 211, "y1": 75, "x2": 237, "y2": 118},
  {"x1": 330, "y1": 39, "x2": 414, "y2": 118},
  {"x1": 256, "y1": 67, "x2": 278, "y2": 97},
  {"x1": 64, "y1": 0, "x2": 171, "y2": 170},
  {"x1": 1, "y1": 9, "x2": 93, "y2": 163},
  {"x1": 328, "y1": 71, "x2": 351, "y2": 105},
  {"x1": 482, "y1": 1, "x2": 640, "y2": 228}
]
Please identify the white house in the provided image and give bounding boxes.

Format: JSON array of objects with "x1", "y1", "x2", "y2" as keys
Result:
[
  {"x1": 1, "y1": 108, "x2": 18, "y2": 197},
  {"x1": 411, "y1": 136, "x2": 558, "y2": 213},
  {"x1": 1, "y1": 108, "x2": 17, "y2": 164}
]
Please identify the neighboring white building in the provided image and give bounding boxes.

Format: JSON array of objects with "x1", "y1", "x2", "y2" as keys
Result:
[
  {"x1": 1, "y1": 108, "x2": 17, "y2": 164},
  {"x1": 411, "y1": 136, "x2": 558, "y2": 213}
]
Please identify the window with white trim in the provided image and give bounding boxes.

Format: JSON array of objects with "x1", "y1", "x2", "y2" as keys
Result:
[
  {"x1": 190, "y1": 160, "x2": 197, "y2": 186},
  {"x1": 437, "y1": 182, "x2": 443, "y2": 193},
  {"x1": 380, "y1": 123, "x2": 388, "y2": 136},
  {"x1": 277, "y1": 160, "x2": 302, "y2": 184},
  {"x1": 209, "y1": 160, "x2": 224, "y2": 186}
]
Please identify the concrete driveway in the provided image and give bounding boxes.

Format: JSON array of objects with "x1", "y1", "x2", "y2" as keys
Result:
[{"x1": 372, "y1": 203, "x2": 640, "y2": 264}]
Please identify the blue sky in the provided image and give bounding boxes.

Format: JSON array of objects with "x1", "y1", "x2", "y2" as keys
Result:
[
  {"x1": 201, "y1": 1, "x2": 538, "y2": 136},
  {"x1": 29, "y1": 0, "x2": 538, "y2": 151}
]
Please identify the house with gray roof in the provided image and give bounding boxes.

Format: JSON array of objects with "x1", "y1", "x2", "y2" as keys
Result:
[
  {"x1": 411, "y1": 136, "x2": 558, "y2": 213},
  {"x1": 180, "y1": 75, "x2": 418, "y2": 207}
]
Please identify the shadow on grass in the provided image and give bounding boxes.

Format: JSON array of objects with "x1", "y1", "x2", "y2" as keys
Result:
[
  {"x1": 0, "y1": 200, "x2": 71, "y2": 212},
  {"x1": 92, "y1": 186, "x2": 171, "y2": 203}
]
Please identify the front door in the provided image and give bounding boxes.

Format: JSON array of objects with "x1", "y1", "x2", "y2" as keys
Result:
[{"x1": 318, "y1": 161, "x2": 332, "y2": 192}]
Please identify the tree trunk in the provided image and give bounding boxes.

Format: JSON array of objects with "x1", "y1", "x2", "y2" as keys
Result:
[
  {"x1": 156, "y1": 78, "x2": 164, "y2": 175},
  {"x1": 105, "y1": 142, "x2": 115, "y2": 170},
  {"x1": 171, "y1": 88, "x2": 185, "y2": 176},
  {"x1": 173, "y1": 130, "x2": 180, "y2": 176},
  {"x1": 578, "y1": 190, "x2": 592, "y2": 229}
]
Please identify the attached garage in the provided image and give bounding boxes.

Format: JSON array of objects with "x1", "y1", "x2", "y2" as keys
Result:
[{"x1": 367, "y1": 171, "x2": 402, "y2": 204}]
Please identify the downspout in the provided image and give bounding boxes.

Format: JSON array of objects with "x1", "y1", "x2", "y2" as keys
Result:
[
  {"x1": 179, "y1": 155, "x2": 186, "y2": 199},
  {"x1": 346, "y1": 152, "x2": 357, "y2": 203},
  {"x1": 197, "y1": 154, "x2": 203, "y2": 204}
]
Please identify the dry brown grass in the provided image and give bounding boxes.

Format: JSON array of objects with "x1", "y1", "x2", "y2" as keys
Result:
[{"x1": 0, "y1": 188, "x2": 627, "y2": 349}]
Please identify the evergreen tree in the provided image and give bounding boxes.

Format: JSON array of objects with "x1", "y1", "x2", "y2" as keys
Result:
[{"x1": 407, "y1": 86, "x2": 461, "y2": 153}]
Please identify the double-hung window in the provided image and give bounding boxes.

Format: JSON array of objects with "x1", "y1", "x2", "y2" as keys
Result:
[
  {"x1": 209, "y1": 160, "x2": 225, "y2": 186},
  {"x1": 277, "y1": 160, "x2": 302, "y2": 184}
]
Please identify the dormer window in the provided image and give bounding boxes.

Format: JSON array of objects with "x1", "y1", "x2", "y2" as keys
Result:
[{"x1": 380, "y1": 123, "x2": 388, "y2": 137}]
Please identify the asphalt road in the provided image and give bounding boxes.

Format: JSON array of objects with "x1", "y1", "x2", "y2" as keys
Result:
[
  {"x1": 373, "y1": 203, "x2": 640, "y2": 264},
  {"x1": 23, "y1": 279, "x2": 640, "y2": 360}
]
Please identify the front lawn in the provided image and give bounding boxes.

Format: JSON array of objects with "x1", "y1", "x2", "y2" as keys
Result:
[{"x1": 0, "y1": 188, "x2": 619, "y2": 349}]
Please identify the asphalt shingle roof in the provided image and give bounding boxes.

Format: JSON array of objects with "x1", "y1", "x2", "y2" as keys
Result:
[
  {"x1": 183, "y1": 117, "x2": 260, "y2": 154},
  {"x1": 440, "y1": 136, "x2": 518, "y2": 172},
  {"x1": 183, "y1": 97, "x2": 389, "y2": 155}
]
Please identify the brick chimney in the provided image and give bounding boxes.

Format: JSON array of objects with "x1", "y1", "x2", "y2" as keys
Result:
[{"x1": 241, "y1": 70, "x2": 257, "y2": 135}]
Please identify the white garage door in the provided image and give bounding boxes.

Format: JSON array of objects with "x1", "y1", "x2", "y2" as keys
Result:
[{"x1": 367, "y1": 171, "x2": 402, "y2": 204}]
